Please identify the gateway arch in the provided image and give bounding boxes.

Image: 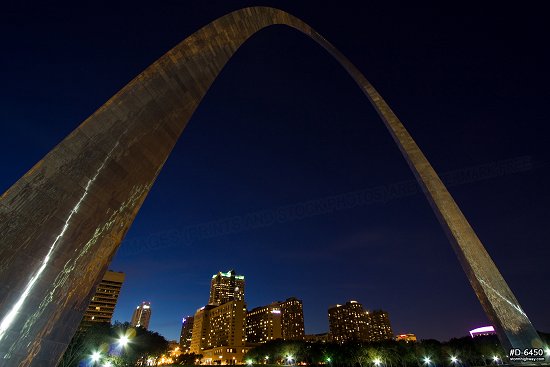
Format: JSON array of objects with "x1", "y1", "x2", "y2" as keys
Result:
[{"x1": 0, "y1": 7, "x2": 543, "y2": 366}]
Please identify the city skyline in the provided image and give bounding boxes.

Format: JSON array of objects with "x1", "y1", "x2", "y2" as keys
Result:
[{"x1": 1, "y1": 1, "x2": 549, "y2": 346}]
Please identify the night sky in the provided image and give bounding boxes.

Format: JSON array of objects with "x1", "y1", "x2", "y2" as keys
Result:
[{"x1": 1, "y1": 2, "x2": 549, "y2": 342}]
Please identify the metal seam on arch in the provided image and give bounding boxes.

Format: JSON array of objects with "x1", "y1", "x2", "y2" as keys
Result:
[{"x1": 0, "y1": 6, "x2": 543, "y2": 366}]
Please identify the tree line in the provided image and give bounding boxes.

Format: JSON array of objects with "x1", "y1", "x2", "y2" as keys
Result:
[
  {"x1": 57, "y1": 322, "x2": 168, "y2": 367},
  {"x1": 245, "y1": 336, "x2": 512, "y2": 367}
]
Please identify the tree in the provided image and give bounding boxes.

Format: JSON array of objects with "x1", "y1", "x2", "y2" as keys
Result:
[
  {"x1": 174, "y1": 352, "x2": 203, "y2": 365},
  {"x1": 57, "y1": 323, "x2": 111, "y2": 367},
  {"x1": 57, "y1": 322, "x2": 168, "y2": 367},
  {"x1": 112, "y1": 322, "x2": 168, "y2": 365}
]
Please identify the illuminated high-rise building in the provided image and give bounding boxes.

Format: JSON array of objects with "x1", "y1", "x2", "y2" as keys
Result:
[
  {"x1": 179, "y1": 315, "x2": 194, "y2": 352},
  {"x1": 328, "y1": 301, "x2": 368, "y2": 343},
  {"x1": 328, "y1": 301, "x2": 393, "y2": 343},
  {"x1": 81, "y1": 270, "x2": 125, "y2": 327},
  {"x1": 131, "y1": 301, "x2": 152, "y2": 329},
  {"x1": 246, "y1": 304, "x2": 282, "y2": 343},
  {"x1": 190, "y1": 270, "x2": 250, "y2": 364},
  {"x1": 279, "y1": 297, "x2": 305, "y2": 340},
  {"x1": 189, "y1": 305, "x2": 212, "y2": 354},
  {"x1": 190, "y1": 301, "x2": 247, "y2": 364},
  {"x1": 209, "y1": 270, "x2": 245, "y2": 305},
  {"x1": 246, "y1": 297, "x2": 304, "y2": 343},
  {"x1": 366, "y1": 309, "x2": 393, "y2": 341}
]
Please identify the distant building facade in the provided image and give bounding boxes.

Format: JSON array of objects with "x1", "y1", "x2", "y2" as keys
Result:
[
  {"x1": 189, "y1": 269, "x2": 249, "y2": 364},
  {"x1": 190, "y1": 300, "x2": 247, "y2": 364},
  {"x1": 279, "y1": 297, "x2": 305, "y2": 340},
  {"x1": 190, "y1": 305, "x2": 212, "y2": 354},
  {"x1": 246, "y1": 304, "x2": 282, "y2": 343},
  {"x1": 246, "y1": 297, "x2": 305, "y2": 343},
  {"x1": 81, "y1": 270, "x2": 125, "y2": 327},
  {"x1": 469, "y1": 326, "x2": 496, "y2": 338},
  {"x1": 131, "y1": 301, "x2": 152, "y2": 329},
  {"x1": 209, "y1": 270, "x2": 245, "y2": 305},
  {"x1": 180, "y1": 315, "x2": 194, "y2": 352},
  {"x1": 328, "y1": 301, "x2": 368, "y2": 343},
  {"x1": 366, "y1": 310, "x2": 393, "y2": 341},
  {"x1": 396, "y1": 333, "x2": 417, "y2": 343},
  {"x1": 328, "y1": 301, "x2": 393, "y2": 343}
]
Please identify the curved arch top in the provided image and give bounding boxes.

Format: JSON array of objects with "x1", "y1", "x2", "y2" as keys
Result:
[{"x1": 0, "y1": 7, "x2": 542, "y2": 366}]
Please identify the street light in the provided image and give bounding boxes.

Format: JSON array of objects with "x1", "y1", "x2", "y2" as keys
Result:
[
  {"x1": 118, "y1": 335, "x2": 129, "y2": 347},
  {"x1": 90, "y1": 351, "x2": 101, "y2": 366},
  {"x1": 493, "y1": 356, "x2": 500, "y2": 365},
  {"x1": 287, "y1": 355, "x2": 294, "y2": 365},
  {"x1": 450, "y1": 356, "x2": 461, "y2": 366},
  {"x1": 423, "y1": 356, "x2": 431, "y2": 366},
  {"x1": 373, "y1": 358, "x2": 382, "y2": 366}
]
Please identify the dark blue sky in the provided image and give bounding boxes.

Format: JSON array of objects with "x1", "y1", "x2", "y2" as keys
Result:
[{"x1": 1, "y1": 2, "x2": 549, "y2": 342}]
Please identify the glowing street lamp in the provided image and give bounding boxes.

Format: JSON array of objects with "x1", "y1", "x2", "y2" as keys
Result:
[
  {"x1": 90, "y1": 351, "x2": 101, "y2": 366},
  {"x1": 118, "y1": 335, "x2": 130, "y2": 347},
  {"x1": 373, "y1": 358, "x2": 382, "y2": 366},
  {"x1": 493, "y1": 356, "x2": 500, "y2": 365},
  {"x1": 287, "y1": 356, "x2": 294, "y2": 365},
  {"x1": 423, "y1": 357, "x2": 431, "y2": 365},
  {"x1": 246, "y1": 359, "x2": 254, "y2": 365},
  {"x1": 450, "y1": 356, "x2": 458, "y2": 364},
  {"x1": 326, "y1": 357, "x2": 332, "y2": 363}
]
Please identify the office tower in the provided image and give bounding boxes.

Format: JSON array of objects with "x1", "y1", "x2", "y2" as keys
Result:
[
  {"x1": 328, "y1": 300, "x2": 368, "y2": 343},
  {"x1": 366, "y1": 309, "x2": 393, "y2": 341},
  {"x1": 246, "y1": 304, "x2": 282, "y2": 343},
  {"x1": 328, "y1": 301, "x2": 395, "y2": 343},
  {"x1": 278, "y1": 297, "x2": 305, "y2": 340},
  {"x1": 190, "y1": 300, "x2": 248, "y2": 364},
  {"x1": 131, "y1": 301, "x2": 152, "y2": 329},
  {"x1": 81, "y1": 270, "x2": 125, "y2": 327},
  {"x1": 179, "y1": 316, "x2": 194, "y2": 352},
  {"x1": 209, "y1": 270, "x2": 245, "y2": 305},
  {"x1": 246, "y1": 297, "x2": 305, "y2": 343},
  {"x1": 190, "y1": 305, "x2": 212, "y2": 354}
]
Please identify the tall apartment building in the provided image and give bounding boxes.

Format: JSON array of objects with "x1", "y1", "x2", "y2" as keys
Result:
[
  {"x1": 328, "y1": 301, "x2": 393, "y2": 343},
  {"x1": 131, "y1": 301, "x2": 152, "y2": 329},
  {"x1": 209, "y1": 270, "x2": 245, "y2": 305},
  {"x1": 190, "y1": 300, "x2": 247, "y2": 364},
  {"x1": 328, "y1": 300, "x2": 368, "y2": 343},
  {"x1": 179, "y1": 315, "x2": 194, "y2": 352},
  {"x1": 246, "y1": 297, "x2": 305, "y2": 343},
  {"x1": 81, "y1": 270, "x2": 125, "y2": 327},
  {"x1": 246, "y1": 304, "x2": 282, "y2": 343},
  {"x1": 279, "y1": 297, "x2": 305, "y2": 340},
  {"x1": 367, "y1": 309, "x2": 393, "y2": 341}
]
